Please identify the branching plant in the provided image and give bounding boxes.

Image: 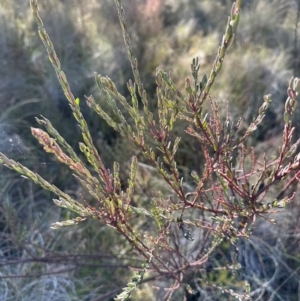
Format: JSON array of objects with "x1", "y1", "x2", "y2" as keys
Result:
[{"x1": 1, "y1": 0, "x2": 300, "y2": 300}]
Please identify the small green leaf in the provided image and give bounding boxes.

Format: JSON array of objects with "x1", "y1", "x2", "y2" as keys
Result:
[
  {"x1": 200, "y1": 74, "x2": 207, "y2": 90},
  {"x1": 75, "y1": 97, "x2": 80, "y2": 106}
]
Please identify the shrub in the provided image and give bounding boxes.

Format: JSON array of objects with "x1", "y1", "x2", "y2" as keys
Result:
[{"x1": 1, "y1": 0, "x2": 300, "y2": 300}]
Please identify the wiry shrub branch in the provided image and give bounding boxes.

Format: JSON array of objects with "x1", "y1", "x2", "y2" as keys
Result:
[{"x1": 0, "y1": 0, "x2": 300, "y2": 299}]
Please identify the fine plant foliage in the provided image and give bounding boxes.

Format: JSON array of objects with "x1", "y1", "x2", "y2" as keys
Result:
[{"x1": 1, "y1": 0, "x2": 300, "y2": 300}]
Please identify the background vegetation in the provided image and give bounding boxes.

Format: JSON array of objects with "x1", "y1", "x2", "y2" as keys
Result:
[{"x1": 0, "y1": 0, "x2": 300, "y2": 300}]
